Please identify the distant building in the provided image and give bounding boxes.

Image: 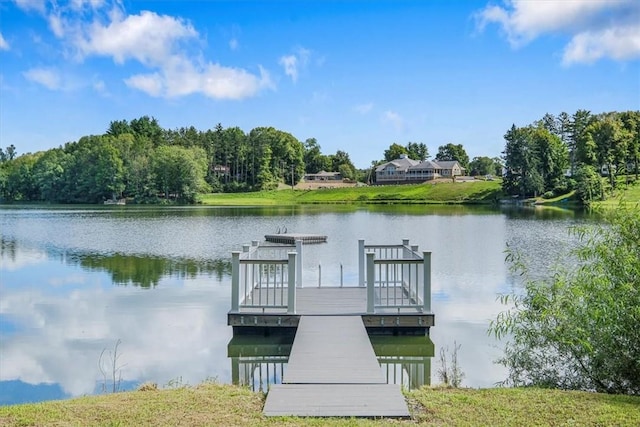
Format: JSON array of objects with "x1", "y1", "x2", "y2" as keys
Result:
[
  {"x1": 304, "y1": 170, "x2": 343, "y2": 181},
  {"x1": 375, "y1": 155, "x2": 465, "y2": 184}
]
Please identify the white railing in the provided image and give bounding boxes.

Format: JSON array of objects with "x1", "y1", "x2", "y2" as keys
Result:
[
  {"x1": 231, "y1": 241, "x2": 299, "y2": 314},
  {"x1": 359, "y1": 239, "x2": 432, "y2": 314}
]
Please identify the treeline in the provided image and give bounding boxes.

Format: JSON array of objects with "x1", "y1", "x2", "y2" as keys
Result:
[
  {"x1": 502, "y1": 110, "x2": 640, "y2": 203},
  {"x1": 0, "y1": 117, "x2": 358, "y2": 204}
]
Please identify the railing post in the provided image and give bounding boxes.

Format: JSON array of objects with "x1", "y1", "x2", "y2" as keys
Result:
[
  {"x1": 423, "y1": 251, "x2": 431, "y2": 313},
  {"x1": 288, "y1": 252, "x2": 297, "y2": 314},
  {"x1": 318, "y1": 262, "x2": 322, "y2": 287},
  {"x1": 231, "y1": 251, "x2": 240, "y2": 312},
  {"x1": 402, "y1": 239, "x2": 410, "y2": 259},
  {"x1": 340, "y1": 263, "x2": 343, "y2": 287},
  {"x1": 366, "y1": 252, "x2": 375, "y2": 314},
  {"x1": 295, "y1": 240, "x2": 303, "y2": 288},
  {"x1": 358, "y1": 239, "x2": 365, "y2": 286}
]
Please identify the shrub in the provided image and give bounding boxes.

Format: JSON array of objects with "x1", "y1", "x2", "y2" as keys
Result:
[{"x1": 491, "y1": 206, "x2": 640, "y2": 395}]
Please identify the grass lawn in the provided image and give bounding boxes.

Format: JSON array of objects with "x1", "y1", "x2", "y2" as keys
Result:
[
  {"x1": 592, "y1": 177, "x2": 640, "y2": 208},
  {"x1": 199, "y1": 180, "x2": 503, "y2": 206},
  {"x1": 1, "y1": 384, "x2": 638, "y2": 426}
]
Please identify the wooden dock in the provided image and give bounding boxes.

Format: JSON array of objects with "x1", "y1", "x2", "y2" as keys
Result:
[
  {"x1": 228, "y1": 287, "x2": 435, "y2": 334},
  {"x1": 264, "y1": 233, "x2": 327, "y2": 244},
  {"x1": 263, "y1": 316, "x2": 410, "y2": 417}
]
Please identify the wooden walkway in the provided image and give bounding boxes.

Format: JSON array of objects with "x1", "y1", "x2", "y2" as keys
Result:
[{"x1": 263, "y1": 316, "x2": 410, "y2": 417}]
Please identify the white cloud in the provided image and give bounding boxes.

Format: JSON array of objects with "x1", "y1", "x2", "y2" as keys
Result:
[
  {"x1": 13, "y1": 0, "x2": 47, "y2": 13},
  {"x1": 229, "y1": 38, "x2": 239, "y2": 50},
  {"x1": 0, "y1": 33, "x2": 9, "y2": 50},
  {"x1": 381, "y1": 110, "x2": 406, "y2": 132},
  {"x1": 279, "y1": 47, "x2": 311, "y2": 83},
  {"x1": 73, "y1": 9, "x2": 272, "y2": 99},
  {"x1": 354, "y1": 102, "x2": 374, "y2": 115},
  {"x1": 23, "y1": 67, "x2": 62, "y2": 90},
  {"x1": 563, "y1": 25, "x2": 640, "y2": 65},
  {"x1": 71, "y1": 0, "x2": 105, "y2": 10},
  {"x1": 476, "y1": 0, "x2": 640, "y2": 64},
  {"x1": 14, "y1": 1, "x2": 272, "y2": 100},
  {"x1": 125, "y1": 59, "x2": 273, "y2": 100},
  {"x1": 279, "y1": 54, "x2": 299, "y2": 82},
  {"x1": 77, "y1": 10, "x2": 198, "y2": 65}
]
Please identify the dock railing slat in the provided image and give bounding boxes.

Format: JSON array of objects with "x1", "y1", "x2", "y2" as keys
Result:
[{"x1": 358, "y1": 238, "x2": 432, "y2": 314}]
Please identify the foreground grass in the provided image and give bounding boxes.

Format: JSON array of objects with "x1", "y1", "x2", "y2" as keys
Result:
[
  {"x1": 2, "y1": 384, "x2": 639, "y2": 427},
  {"x1": 200, "y1": 180, "x2": 503, "y2": 206}
]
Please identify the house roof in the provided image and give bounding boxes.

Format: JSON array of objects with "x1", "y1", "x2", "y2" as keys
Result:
[
  {"x1": 375, "y1": 157, "x2": 420, "y2": 172},
  {"x1": 305, "y1": 170, "x2": 341, "y2": 177},
  {"x1": 408, "y1": 160, "x2": 440, "y2": 171},
  {"x1": 433, "y1": 160, "x2": 464, "y2": 170}
]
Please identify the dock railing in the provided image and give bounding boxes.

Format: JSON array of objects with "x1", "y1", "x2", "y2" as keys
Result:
[
  {"x1": 359, "y1": 239, "x2": 432, "y2": 314},
  {"x1": 231, "y1": 241, "x2": 299, "y2": 314}
]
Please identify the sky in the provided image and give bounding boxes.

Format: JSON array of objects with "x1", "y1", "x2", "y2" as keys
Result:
[{"x1": 0, "y1": 0, "x2": 639, "y2": 169}]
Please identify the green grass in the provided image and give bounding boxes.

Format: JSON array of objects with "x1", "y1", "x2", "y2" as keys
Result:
[
  {"x1": 199, "y1": 180, "x2": 503, "y2": 206},
  {"x1": 592, "y1": 176, "x2": 640, "y2": 208},
  {"x1": 2, "y1": 384, "x2": 638, "y2": 426}
]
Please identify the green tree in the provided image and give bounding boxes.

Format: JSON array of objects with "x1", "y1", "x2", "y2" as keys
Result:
[
  {"x1": 152, "y1": 145, "x2": 209, "y2": 203},
  {"x1": 572, "y1": 109, "x2": 595, "y2": 166},
  {"x1": 531, "y1": 126, "x2": 569, "y2": 193},
  {"x1": 469, "y1": 156, "x2": 501, "y2": 176},
  {"x1": 405, "y1": 142, "x2": 429, "y2": 161},
  {"x1": 303, "y1": 138, "x2": 331, "y2": 173},
  {"x1": 587, "y1": 116, "x2": 625, "y2": 189},
  {"x1": 435, "y1": 143, "x2": 469, "y2": 171},
  {"x1": 383, "y1": 143, "x2": 408, "y2": 161},
  {"x1": 32, "y1": 148, "x2": 69, "y2": 202},
  {"x1": 491, "y1": 207, "x2": 640, "y2": 395},
  {"x1": 620, "y1": 111, "x2": 640, "y2": 180},
  {"x1": 502, "y1": 125, "x2": 541, "y2": 197},
  {"x1": 330, "y1": 150, "x2": 356, "y2": 180},
  {"x1": 574, "y1": 165, "x2": 604, "y2": 204}
]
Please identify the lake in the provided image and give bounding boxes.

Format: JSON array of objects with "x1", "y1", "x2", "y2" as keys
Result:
[{"x1": 0, "y1": 204, "x2": 588, "y2": 405}]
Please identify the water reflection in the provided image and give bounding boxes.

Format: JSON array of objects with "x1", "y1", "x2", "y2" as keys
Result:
[
  {"x1": 1, "y1": 237, "x2": 230, "y2": 288},
  {"x1": 1, "y1": 204, "x2": 592, "y2": 405},
  {"x1": 227, "y1": 334, "x2": 434, "y2": 392}
]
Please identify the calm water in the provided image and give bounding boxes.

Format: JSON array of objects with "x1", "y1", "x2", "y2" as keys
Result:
[{"x1": 0, "y1": 204, "x2": 588, "y2": 404}]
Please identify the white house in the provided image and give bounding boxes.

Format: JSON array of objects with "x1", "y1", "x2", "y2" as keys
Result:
[{"x1": 375, "y1": 155, "x2": 465, "y2": 184}]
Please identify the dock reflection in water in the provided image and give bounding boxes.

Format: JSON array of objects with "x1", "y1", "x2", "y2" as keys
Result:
[{"x1": 227, "y1": 333, "x2": 434, "y2": 392}]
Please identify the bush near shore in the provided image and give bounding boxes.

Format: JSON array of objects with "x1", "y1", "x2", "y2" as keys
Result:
[{"x1": 1, "y1": 384, "x2": 639, "y2": 426}]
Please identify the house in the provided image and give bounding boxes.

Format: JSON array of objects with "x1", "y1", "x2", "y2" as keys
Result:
[
  {"x1": 375, "y1": 155, "x2": 465, "y2": 184},
  {"x1": 304, "y1": 170, "x2": 342, "y2": 181}
]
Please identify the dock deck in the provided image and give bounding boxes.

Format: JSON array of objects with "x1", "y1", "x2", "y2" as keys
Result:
[
  {"x1": 263, "y1": 316, "x2": 410, "y2": 417},
  {"x1": 264, "y1": 233, "x2": 327, "y2": 244}
]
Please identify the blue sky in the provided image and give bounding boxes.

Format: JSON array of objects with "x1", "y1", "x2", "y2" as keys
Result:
[{"x1": 1, "y1": 0, "x2": 638, "y2": 168}]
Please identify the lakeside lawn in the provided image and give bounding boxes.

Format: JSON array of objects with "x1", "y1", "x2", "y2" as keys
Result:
[
  {"x1": 199, "y1": 179, "x2": 503, "y2": 206},
  {"x1": 1, "y1": 384, "x2": 638, "y2": 426}
]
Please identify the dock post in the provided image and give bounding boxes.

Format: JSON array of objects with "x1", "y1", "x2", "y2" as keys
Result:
[
  {"x1": 423, "y1": 251, "x2": 432, "y2": 313},
  {"x1": 340, "y1": 263, "x2": 343, "y2": 287},
  {"x1": 358, "y1": 239, "x2": 365, "y2": 286},
  {"x1": 402, "y1": 239, "x2": 410, "y2": 259},
  {"x1": 295, "y1": 240, "x2": 303, "y2": 288},
  {"x1": 318, "y1": 263, "x2": 322, "y2": 287},
  {"x1": 231, "y1": 251, "x2": 240, "y2": 312},
  {"x1": 366, "y1": 252, "x2": 375, "y2": 313},
  {"x1": 288, "y1": 252, "x2": 297, "y2": 314}
]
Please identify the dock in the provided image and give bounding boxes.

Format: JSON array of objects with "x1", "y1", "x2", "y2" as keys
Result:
[
  {"x1": 264, "y1": 233, "x2": 327, "y2": 244},
  {"x1": 228, "y1": 238, "x2": 434, "y2": 418},
  {"x1": 263, "y1": 316, "x2": 409, "y2": 417}
]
